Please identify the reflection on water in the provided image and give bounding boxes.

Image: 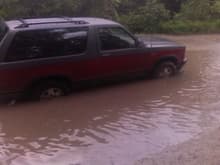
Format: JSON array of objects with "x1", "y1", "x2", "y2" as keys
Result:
[{"x1": 1, "y1": 35, "x2": 220, "y2": 164}]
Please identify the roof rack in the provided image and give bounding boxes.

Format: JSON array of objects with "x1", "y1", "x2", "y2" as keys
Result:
[
  {"x1": 15, "y1": 18, "x2": 88, "y2": 29},
  {"x1": 17, "y1": 19, "x2": 29, "y2": 28}
]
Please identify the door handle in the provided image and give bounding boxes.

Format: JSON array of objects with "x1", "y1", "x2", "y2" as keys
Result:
[{"x1": 102, "y1": 52, "x2": 111, "y2": 56}]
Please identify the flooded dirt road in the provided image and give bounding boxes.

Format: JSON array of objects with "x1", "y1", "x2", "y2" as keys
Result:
[{"x1": 1, "y1": 35, "x2": 220, "y2": 165}]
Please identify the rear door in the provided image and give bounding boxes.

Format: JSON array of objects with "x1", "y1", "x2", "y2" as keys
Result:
[
  {"x1": 96, "y1": 26, "x2": 149, "y2": 77},
  {"x1": 0, "y1": 27, "x2": 100, "y2": 92}
]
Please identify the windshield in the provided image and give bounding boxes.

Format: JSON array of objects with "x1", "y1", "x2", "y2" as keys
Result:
[{"x1": 0, "y1": 20, "x2": 8, "y2": 42}]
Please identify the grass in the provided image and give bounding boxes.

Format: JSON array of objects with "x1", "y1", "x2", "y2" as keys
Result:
[{"x1": 160, "y1": 19, "x2": 220, "y2": 34}]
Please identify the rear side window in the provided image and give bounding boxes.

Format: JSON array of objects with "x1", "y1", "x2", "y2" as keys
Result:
[{"x1": 5, "y1": 27, "x2": 88, "y2": 62}]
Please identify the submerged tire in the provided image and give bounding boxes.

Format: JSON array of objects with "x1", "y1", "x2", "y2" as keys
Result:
[
  {"x1": 31, "y1": 80, "x2": 70, "y2": 100},
  {"x1": 154, "y1": 61, "x2": 177, "y2": 78}
]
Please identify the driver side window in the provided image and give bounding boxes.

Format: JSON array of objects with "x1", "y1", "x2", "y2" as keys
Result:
[{"x1": 98, "y1": 27, "x2": 136, "y2": 51}]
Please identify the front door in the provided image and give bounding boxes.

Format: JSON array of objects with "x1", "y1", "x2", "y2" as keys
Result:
[{"x1": 96, "y1": 26, "x2": 149, "y2": 78}]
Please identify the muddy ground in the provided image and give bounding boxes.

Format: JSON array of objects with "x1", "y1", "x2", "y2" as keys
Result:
[{"x1": 1, "y1": 35, "x2": 220, "y2": 165}]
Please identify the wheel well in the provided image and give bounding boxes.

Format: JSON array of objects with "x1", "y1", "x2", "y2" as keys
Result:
[
  {"x1": 153, "y1": 57, "x2": 177, "y2": 70},
  {"x1": 28, "y1": 76, "x2": 73, "y2": 93}
]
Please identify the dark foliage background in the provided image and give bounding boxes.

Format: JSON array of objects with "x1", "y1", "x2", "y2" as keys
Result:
[{"x1": 1, "y1": 0, "x2": 220, "y2": 33}]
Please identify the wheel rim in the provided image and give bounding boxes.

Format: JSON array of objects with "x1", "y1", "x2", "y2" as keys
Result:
[
  {"x1": 159, "y1": 66, "x2": 173, "y2": 77},
  {"x1": 40, "y1": 87, "x2": 64, "y2": 99}
]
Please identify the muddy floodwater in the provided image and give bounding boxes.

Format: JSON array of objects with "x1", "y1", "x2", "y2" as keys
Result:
[{"x1": 1, "y1": 35, "x2": 220, "y2": 165}]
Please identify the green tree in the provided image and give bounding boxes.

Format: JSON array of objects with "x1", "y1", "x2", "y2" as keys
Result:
[
  {"x1": 176, "y1": 0, "x2": 212, "y2": 20},
  {"x1": 0, "y1": 0, "x2": 81, "y2": 19},
  {"x1": 120, "y1": 0, "x2": 170, "y2": 33},
  {"x1": 159, "y1": 0, "x2": 187, "y2": 15},
  {"x1": 77, "y1": 0, "x2": 117, "y2": 19},
  {"x1": 211, "y1": 0, "x2": 220, "y2": 18},
  {"x1": 116, "y1": 0, "x2": 146, "y2": 14}
]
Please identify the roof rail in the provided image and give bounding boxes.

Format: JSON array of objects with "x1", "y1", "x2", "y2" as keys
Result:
[
  {"x1": 15, "y1": 18, "x2": 88, "y2": 29},
  {"x1": 17, "y1": 19, "x2": 29, "y2": 28}
]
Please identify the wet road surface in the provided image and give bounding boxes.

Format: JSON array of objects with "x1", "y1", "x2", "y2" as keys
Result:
[{"x1": 1, "y1": 35, "x2": 220, "y2": 165}]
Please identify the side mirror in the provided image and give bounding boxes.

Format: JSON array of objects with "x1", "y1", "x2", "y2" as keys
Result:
[{"x1": 135, "y1": 38, "x2": 144, "y2": 48}]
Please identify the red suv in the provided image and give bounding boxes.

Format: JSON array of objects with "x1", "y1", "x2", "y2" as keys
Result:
[{"x1": 0, "y1": 17, "x2": 186, "y2": 100}]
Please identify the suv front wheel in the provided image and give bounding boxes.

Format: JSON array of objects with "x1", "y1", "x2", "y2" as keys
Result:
[{"x1": 154, "y1": 61, "x2": 177, "y2": 78}]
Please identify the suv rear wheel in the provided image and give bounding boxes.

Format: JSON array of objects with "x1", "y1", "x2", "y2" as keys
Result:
[
  {"x1": 154, "y1": 61, "x2": 177, "y2": 78},
  {"x1": 31, "y1": 80, "x2": 70, "y2": 100}
]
